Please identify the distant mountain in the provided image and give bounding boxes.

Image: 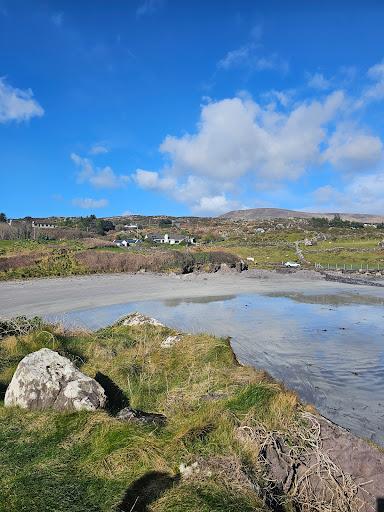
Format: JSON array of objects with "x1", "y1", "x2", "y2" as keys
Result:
[{"x1": 219, "y1": 208, "x2": 384, "y2": 224}]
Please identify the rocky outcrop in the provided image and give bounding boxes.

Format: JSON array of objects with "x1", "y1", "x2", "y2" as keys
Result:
[
  {"x1": 118, "y1": 312, "x2": 165, "y2": 327},
  {"x1": 4, "y1": 348, "x2": 106, "y2": 411}
]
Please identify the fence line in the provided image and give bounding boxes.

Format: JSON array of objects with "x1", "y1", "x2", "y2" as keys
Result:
[{"x1": 314, "y1": 262, "x2": 383, "y2": 271}]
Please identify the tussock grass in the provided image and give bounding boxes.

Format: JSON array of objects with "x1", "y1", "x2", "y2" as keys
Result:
[{"x1": 0, "y1": 318, "x2": 303, "y2": 511}]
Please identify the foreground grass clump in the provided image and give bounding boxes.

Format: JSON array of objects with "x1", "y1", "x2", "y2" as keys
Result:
[{"x1": 0, "y1": 318, "x2": 301, "y2": 512}]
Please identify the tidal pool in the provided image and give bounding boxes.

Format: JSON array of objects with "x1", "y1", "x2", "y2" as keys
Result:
[{"x1": 54, "y1": 291, "x2": 384, "y2": 446}]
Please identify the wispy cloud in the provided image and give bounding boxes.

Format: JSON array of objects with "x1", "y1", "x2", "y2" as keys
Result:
[
  {"x1": 89, "y1": 144, "x2": 109, "y2": 155},
  {"x1": 218, "y1": 44, "x2": 288, "y2": 74},
  {"x1": 306, "y1": 72, "x2": 331, "y2": 90},
  {"x1": 136, "y1": 0, "x2": 165, "y2": 18},
  {"x1": 0, "y1": 77, "x2": 44, "y2": 123},
  {"x1": 72, "y1": 197, "x2": 108, "y2": 209},
  {"x1": 359, "y1": 60, "x2": 384, "y2": 105},
  {"x1": 217, "y1": 23, "x2": 288, "y2": 75},
  {"x1": 71, "y1": 153, "x2": 129, "y2": 188}
]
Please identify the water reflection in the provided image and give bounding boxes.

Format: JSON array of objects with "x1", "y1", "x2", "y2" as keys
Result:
[
  {"x1": 53, "y1": 292, "x2": 384, "y2": 446},
  {"x1": 266, "y1": 291, "x2": 384, "y2": 306},
  {"x1": 163, "y1": 295, "x2": 236, "y2": 307}
]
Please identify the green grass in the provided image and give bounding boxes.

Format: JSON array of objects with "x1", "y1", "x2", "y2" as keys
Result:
[
  {"x1": 209, "y1": 244, "x2": 298, "y2": 267},
  {"x1": 0, "y1": 319, "x2": 302, "y2": 511}
]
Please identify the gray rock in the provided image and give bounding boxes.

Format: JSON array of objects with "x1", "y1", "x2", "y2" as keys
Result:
[
  {"x1": 161, "y1": 334, "x2": 182, "y2": 348},
  {"x1": 116, "y1": 407, "x2": 166, "y2": 426},
  {"x1": 4, "y1": 348, "x2": 106, "y2": 411}
]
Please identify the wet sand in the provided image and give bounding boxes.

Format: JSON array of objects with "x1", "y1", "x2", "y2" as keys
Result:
[{"x1": 1, "y1": 269, "x2": 384, "y2": 318}]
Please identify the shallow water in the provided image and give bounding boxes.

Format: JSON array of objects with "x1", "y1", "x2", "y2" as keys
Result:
[{"x1": 54, "y1": 291, "x2": 384, "y2": 446}]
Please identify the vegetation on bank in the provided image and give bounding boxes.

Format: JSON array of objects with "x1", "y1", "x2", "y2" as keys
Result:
[
  {"x1": 0, "y1": 240, "x2": 243, "y2": 280},
  {"x1": 0, "y1": 210, "x2": 383, "y2": 278},
  {"x1": 0, "y1": 316, "x2": 303, "y2": 512}
]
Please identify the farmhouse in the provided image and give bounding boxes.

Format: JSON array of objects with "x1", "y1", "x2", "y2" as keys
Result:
[
  {"x1": 145, "y1": 233, "x2": 196, "y2": 245},
  {"x1": 31, "y1": 219, "x2": 57, "y2": 229}
]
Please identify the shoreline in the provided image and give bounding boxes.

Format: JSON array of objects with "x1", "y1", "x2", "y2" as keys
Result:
[
  {"x1": 1, "y1": 276, "x2": 383, "y2": 508},
  {"x1": 1, "y1": 312, "x2": 382, "y2": 510},
  {"x1": 1, "y1": 268, "x2": 384, "y2": 318}
]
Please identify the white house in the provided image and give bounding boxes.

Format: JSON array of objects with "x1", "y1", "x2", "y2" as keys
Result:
[
  {"x1": 32, "y1": 219, "x2": 57, "y2": 229},
  {"x1": 145, "y1": 233, "x2": 196, "y2": 245}
]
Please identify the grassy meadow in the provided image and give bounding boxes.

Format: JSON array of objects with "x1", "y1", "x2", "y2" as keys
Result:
[{"x1": 0, "y1": 317, "x2": 303, "y2": 512}]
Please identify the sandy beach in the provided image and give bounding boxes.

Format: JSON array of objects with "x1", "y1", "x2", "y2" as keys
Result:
[{"x1": 1, "y1": 269, "x2": 384, "y2": 318}]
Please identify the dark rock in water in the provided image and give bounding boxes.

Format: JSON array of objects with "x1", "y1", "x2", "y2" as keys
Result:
[
  {"x1": 4, "y1": 348, "x2": 106, "y2": 411},
  {"x1": 117, "y1": 407, "x2": 167, "y2": 426}
]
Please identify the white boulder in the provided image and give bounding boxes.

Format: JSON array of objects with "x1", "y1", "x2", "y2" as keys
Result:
[
  {"x1": 119, "y1": 312, "x2": 164, "y2": 327},
  {"x1": 4, "y1": 348, "x2": 106, "y2": 411}
]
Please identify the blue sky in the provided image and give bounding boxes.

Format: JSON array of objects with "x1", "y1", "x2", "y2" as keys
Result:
[{"x1": 1, "y1": 0, "x2": 384, "y2": 218}]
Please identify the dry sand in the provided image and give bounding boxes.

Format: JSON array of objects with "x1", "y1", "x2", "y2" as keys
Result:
[{"x1": 1, "y1": 269, "x2": 384, "y2": 318}]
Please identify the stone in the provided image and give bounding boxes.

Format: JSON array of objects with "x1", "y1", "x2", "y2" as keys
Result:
[
  {"x1": 116, "y1": 407, "x2": 166, "y2": 426},
  {"x1": 4, "y1": 348, "x2": 106, "y2": 411},
  {"x1": 179, "y1": 462, "x2": 200, "y2": 479},
  {"x1": 236, "y1": 260, "x2": 247, "y2": 272},
  {"x1": 161, "y1": 334, "x2": 182, "y2": 348},
  {"x1": 119, "y1": 312, "x2": 164, "y2": 327}
]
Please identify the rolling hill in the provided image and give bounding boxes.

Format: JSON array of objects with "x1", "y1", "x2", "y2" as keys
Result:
[{"x1": 219, "y1": 208, "x2": 384, "y2": 224}]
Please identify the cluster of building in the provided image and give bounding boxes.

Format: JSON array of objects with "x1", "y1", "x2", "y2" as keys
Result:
[{"x1": 113, "y1": 233, "x2": 196, "y2": 248}]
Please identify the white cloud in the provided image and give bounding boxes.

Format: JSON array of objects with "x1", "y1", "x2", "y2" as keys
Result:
[
  {"x1": 133, "y1": 169, "x2": 176, "y2": 191},
  {"x1": 132, "y1": 169, "x2": 238, "y2": 214},
  {"x1": 160, "y1": 91, "x2": 345, "y2": 182},
  {"x1": 355, "y1": 60, "x2": 384, "y2": 108},
  {"x1": 324, "y1": 126, "x2": 383, "y2": 172},
  {"x1": 0, "y1": 77, "x2": 44, "y2": 123},
  {"x1": 131, "y1": 60, "x2": 384, "y2": 215},
  {"x1": 191, "y1": 195, "x2": 241, "y2": 215},
  {"x1": 89, "y1": 144, "x2": 109, "y2": 155},
  {"x1": 131, "y1": 91, "x2": 356, "y2": 214},
  {"x1": 307, "y1": 72, "x2": 331, "y2": 90},
  {"x1": 313, "y1": 172, "x2": 384, "y2": 214},
  {"x1": 72, "y1": 197, "x2": 108, "y2": 209},
  {"x1": 346, "y1": 172, "x2": 384, "y2": 212},
  {"x1": 71, "y1": 153, "x2": 129, "y2": 188},
  {"x1": 136, "y1": 0, "x2": 164, "y2": 17}
]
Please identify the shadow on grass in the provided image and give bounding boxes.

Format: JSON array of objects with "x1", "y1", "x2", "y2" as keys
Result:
[
  {"x1": 0, "y1": 381, "x2": 7, "y2": 400},
  {"x1": 95, "y1": 372, "x2": 129, "y2": 415},
  {"x1": 117, "y1": 471, "x2": 180, "y2": 512}
]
